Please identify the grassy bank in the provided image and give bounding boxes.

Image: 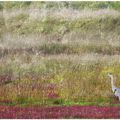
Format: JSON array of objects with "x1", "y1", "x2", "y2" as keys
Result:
[{"x1": 5, "y1": 14, "x2": 120, "y2": 35}]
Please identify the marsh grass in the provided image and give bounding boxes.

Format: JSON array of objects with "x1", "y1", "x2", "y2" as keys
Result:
[
  {"x1": 0, "y1": 2, "x2": 120, "y2": 106},
  {"x1": 0, "y1": 54, "x2": 120, "y2": 106}
]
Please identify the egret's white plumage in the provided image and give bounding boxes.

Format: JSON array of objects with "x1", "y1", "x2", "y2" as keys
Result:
[{"x1": 108, "y1": 73, "x2": 120, "y2": 101}]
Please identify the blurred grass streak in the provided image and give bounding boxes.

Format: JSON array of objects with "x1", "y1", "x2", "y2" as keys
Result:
[
  {"x1": 2, "y1": 2, "x2": 120, "y2": 11},
  {"x1": 5, "y1": 15, "x2": 120, "y2": 35}
]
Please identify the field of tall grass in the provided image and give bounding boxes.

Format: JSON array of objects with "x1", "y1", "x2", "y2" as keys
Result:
[{"x1": 0, "y1": 1, "x2": 120, "y2": 108}]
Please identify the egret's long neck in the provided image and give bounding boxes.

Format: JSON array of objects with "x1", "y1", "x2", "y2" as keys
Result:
[{"x1": 110, "y1": 75, "x2": 115, "y2": 87}]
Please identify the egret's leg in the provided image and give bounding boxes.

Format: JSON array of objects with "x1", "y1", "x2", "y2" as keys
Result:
[{"x1": 119, "y1": 97, "x2": 120, "y2": 101}]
